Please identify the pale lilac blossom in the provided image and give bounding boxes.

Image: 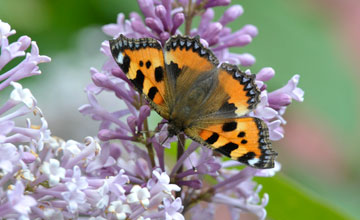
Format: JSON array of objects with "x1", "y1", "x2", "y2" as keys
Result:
[
  {"x1": 148, "y1": 170, "x2": 181, "y2": 195},
  {"x1": 3, "y1": 181, "x2": 36, "y2": 216},
  {"x1": 0, "y1": 143, "x2": 20, "y2": 174},
  {"x1": 62, "y1": 186, "x2": 88, "y2": 214},
  {"x1": 108, "y1": 200, "x2": 132, "y2": 220},
  {"x1": 127, "y1": 185, "x2": 151, "y2": 208},
  {"x1": 163, "y1": 198, "x2": 184, "y2": 220},
  {"x1": 40, "y1": 158, "x2": 66, "y2": 186}
]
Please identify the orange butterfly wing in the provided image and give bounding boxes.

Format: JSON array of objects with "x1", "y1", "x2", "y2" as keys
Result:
[
  {"x1": 216, "y1": 63, "x2": 260, "y2": 117},
  {"x1": 187, "y1": 117, "x2": 276, "y2": 168},
  {"x1": 109, "y1": 35, "x2": 170, "y2": 118}
]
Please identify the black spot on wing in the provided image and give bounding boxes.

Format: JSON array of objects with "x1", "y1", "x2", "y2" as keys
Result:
[
  {"x1": 219, "y1": 101, "x2": 237, "y2": 113},
  {"x1": 216, "y1": 142, "x2": 238, "y2": 157},
  {"x1": 238, "y1": 131, "x2": 245, "y2": 138},
  {"x1": 154, "y1": 66, "x2": 164, "y2": 82},
  {"x1": 146, "y1": 61, "x2": 151, "y2": 69},
  {"x1": 222, "y1": 121, "x2": 237, "y2": 132},
  {"x1": 237, "y1": 152, "x2": 255, "y2": 163},
  {"x1": 121, "y1": 55, "x2": 130, "y2": 74},
  {"x1": 166, "y1": 61, "x2": 181, "y2": 79},
  {"x1": 139, "y1": 60, "x2": 143, "y2": 67},
  {"x1": 131, "y1": 70, "x2": 145, "y2": 90},
  {"x1": 148, "y1": 86, "x2": 158, "y2": 100},
  {"x1": 241, "y1": 139, "x2": 248, "y2": 144},
  {"x1": 205, "y1": 133, "x2": 219, "y2": 144}
]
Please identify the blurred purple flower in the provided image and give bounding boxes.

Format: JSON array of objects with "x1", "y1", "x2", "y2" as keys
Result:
[
  {"x1": 4, "y1": 181, "x2": 36, "y2": 216},
  {"x1": 0, "y1": 143, "x2": 20, "y2": 175},
  {"x1": 163, "y1": 197, "x2": 184, "y2": 220}
]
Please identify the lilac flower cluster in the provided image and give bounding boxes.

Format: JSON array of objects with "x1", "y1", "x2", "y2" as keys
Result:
[{"x1": 0, "y1": 0, "x2": 304, "y2": 219}]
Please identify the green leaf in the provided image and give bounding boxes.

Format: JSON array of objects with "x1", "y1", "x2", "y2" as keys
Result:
[{"x1": 256, "y1": 174, "x2": 354, "y2": 220}]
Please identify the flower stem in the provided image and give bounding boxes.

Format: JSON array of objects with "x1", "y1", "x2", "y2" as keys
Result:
[
  {"x1": 140, "y1": 95, "x2": 156, "y2": 168},
  {"x1": 143, "y1": 117, "x2": 156, "y2": 168},
  {"x1": 183, "y1": 187, "x2": 215, "y2": 213},
  {"x1": 175, "y1": 133, "x2": 185, "y2": 198},
  {"x1": 184, "y1": 0, "x2": 193, "y2": 35},
  {"x1": 184, "y1": 0, "x2": 208, "y2": 35}
]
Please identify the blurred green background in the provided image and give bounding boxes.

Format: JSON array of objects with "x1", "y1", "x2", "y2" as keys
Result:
[{"x1": 1, "y1": 0, "x2": 359, "y2": 219}]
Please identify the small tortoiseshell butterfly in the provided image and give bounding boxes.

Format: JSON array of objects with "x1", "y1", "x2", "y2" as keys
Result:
[{"x1": 109, "y1": 34, "x2": 277, "y2": 169}]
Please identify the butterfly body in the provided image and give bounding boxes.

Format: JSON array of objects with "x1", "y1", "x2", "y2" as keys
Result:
[{"x1": 110, "y1": 34, "x2": 277, "y2": 169}]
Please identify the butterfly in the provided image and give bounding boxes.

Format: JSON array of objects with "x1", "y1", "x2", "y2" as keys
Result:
[{"x1": 109, "y1": 34, "x2": 277, "y2": 169}]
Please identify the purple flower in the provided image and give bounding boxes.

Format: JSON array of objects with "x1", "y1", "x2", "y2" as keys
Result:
[
  {"x1": 65, "y1": 166, "x2": 89, "y2": 191},
  {"x1": 148, "y1": 169, "x2": 181, "y2": 195},
  {"x1": 0, "y1": 20, "x2": 16, "y2": 39},
  {"x1": 268, "y1": 74, "x2": 304, "y2": 107},
  {"x1": 62, "y1": 186, "x2": 88, "y2": 214},
  {"x1": 163, "y1": 197, "x2": 184, "y2": 220},
  {"x1": 108, "y1": 200, "x2": 132, "y2": 220},
  {"x1": 0, "y1": 143, "x2": 20, "y2": 175},
  {"x1": 107, "y1": 169, "x2": 129, "y2": 197},
  {"x1": 40, "y1": 158, "x2": 66, "y2": 186},
  {"x1": 4, "y1": 181, "x2": 36, "y2": 216},
  {"x1": 0, "y1": 29, "x2": 51, "y2": 90},
  {"x1": 126, "y1": 185, "x2": 151, "y2": 208}
]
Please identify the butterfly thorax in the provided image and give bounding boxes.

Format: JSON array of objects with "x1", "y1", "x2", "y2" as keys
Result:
[
  {"x1": 167, "y1": 122, "x2": 182, "y2": 137},
  {"x1": 165, "y1": 70, "x2": 220, "y2": 136}
]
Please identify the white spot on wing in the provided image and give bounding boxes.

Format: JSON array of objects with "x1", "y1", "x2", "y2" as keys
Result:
[
  {"x1": 117, "y1": 52, "x2": 124, "y2": 64},
  {"x1": 248, "y1": 157, "x2": 260, "y2": 166}
]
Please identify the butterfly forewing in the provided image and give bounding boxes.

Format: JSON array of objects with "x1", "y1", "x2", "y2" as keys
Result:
[
  {"x1": 163, "y1": 35, "x2": 219, "y2": 113},
  {"x1": 109, "y1": 35, "x2": 170, "y2": 118}
]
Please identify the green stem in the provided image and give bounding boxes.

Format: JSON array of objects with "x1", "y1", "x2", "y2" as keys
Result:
[
  {"x1": 139, "y1": 95, "x2": 156, "y2": 168},
  {"x1": 175, "y1": 133, "x2": 185, "y2": 198},
  {"x1": 184, "y1": 0, "x2": 193, "y2": 35},
  {"x1": 183, "y1": 188, "x2": 215, "y2": 213},
  {"x1": 143, "y1": 117, "x2": 156, "y2": 168}
]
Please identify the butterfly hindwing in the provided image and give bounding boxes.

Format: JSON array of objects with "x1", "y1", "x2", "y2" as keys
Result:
[
  {"x1": 110, "y1": 35, "x2": 170, "y2": 118},
  {"x1": 186, "y1": 117, "x2": 277, "y2": 168}
]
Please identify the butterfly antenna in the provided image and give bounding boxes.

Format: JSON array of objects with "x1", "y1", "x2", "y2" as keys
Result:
[
  {"x1": 138, "y1": 130, "x2": 152, "y2": 135},
  {"x1": 160, "y1": 135, "x2": 170, "y2": 146},
  {"x1": 177, "y1": 134, "x2": 197, "y2": 172}
]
